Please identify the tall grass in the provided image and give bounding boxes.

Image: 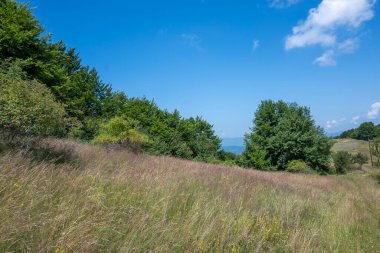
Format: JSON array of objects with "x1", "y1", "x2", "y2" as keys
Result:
[{"x1": 0, "y1": 139, "x2": 380, "y2": 252}]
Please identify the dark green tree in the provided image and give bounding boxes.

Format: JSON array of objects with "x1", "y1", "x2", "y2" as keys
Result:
[
  {"x1": 356, "y1": 122, "x2": 377, "y2": 140},
  {"x1": 0, "y1": 0, "x2": 121, "y2": 138},
  {"x1": 241, "y1": 100, "x2": 332, "y2": 172},
  {"x1": 182, "y1": 117, "x2": 221, "y2": 161},
  {"x1": 339, "y1": 128, "x2": 358, "y2": 139}
]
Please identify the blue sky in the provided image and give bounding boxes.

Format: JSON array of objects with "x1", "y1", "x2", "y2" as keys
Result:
[{"x1": 23, "y1": 0, "x2": 380, "y2": 138}]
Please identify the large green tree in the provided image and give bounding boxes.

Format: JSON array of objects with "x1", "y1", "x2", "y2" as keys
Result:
[{"x1": 241, "y1": 100, "x2": 332, "y2": 172}]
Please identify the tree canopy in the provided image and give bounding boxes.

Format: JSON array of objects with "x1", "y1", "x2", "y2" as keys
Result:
[
  {"x1": 240, "y1": 100, "x2": 332, "y2": 173},
  {"x1": 339, "y1": 122, "x2": 379, "y2": 140}
]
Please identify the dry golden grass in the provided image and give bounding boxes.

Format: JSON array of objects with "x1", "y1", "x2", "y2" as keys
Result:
[
  {"x1": 332, "y1": 138, "x2": 375, "y2": 158},
  {"x1": 1, "y1": 139, "x2": 380, "y2": 252}
]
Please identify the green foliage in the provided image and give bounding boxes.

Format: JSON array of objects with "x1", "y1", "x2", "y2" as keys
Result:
[
  {"x1": 352, "y1": 153, "x2": 368, "y2": 169},
  {"x1": 339, "y1": 122, "x2": 379, "y2": 140},
  {"x1": 356, "y1": 122, "x2": 377, "y2": 140},
  {"x1": 339, "y1": 128, "x2": 358, "y2": 139},
  {"x1": 333, "y1": 151, "x2": 353, "y2": 174},
  {"x1": 0, "y1": 72, "x2": 68, "y2": 136},
  {"x1": 0, "y1": 1, "x2": 67, "y2": 88},
  {"x1": 92, "y1": 117, "x2": 150, "y2": 151},
  {"x1": 371, "y1": 139, "x2": 380, "y2": 167},
  {"x1": 217, "y1": 150, "x2": 239, "y2": 166},
  {"x1": 121, "y1": 98, "x2": 221, "y2": 160},
  {"x1": 371, "y1": 172, "x2": 380, "y2": 184},
  {"x1": 241, "y1": 100, "x2": 332, "y2": 172},
  {"x1": 0, "y1": 0, "x2": 115, "y2": 136},
  {"x1": 286, "y1": 160, "x2": 312, "y2": 174}
]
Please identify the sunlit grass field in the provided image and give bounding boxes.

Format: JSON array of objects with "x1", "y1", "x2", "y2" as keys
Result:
[
  {"x1": 332, "y1": 138, "x2": 374, "y2": 158},
  {"x1": 1, "y1": 139, "x2": 380, "y2": 252}
]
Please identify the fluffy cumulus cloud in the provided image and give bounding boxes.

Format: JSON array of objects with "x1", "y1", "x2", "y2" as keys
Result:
[
  {"x1": 368, "y1": 102, "x2": 380, "y2": 119},
  {"x1": 285, "y1": 0, "x2": 376, "y2": 66}
]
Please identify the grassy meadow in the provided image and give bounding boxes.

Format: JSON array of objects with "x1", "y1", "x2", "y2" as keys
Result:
[
  {"x1": 332, "y1": 139, "x2": 373, "y2": 157},
  {"x1": 1, "y1": 139, "x2": 380, "y2": 252}
]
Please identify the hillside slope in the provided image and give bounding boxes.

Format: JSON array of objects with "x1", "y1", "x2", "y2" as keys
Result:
[
  {"x1": 332, "y1": 138, "x2": 378, "y2": 168},
  {"x1": 332, "y1": 138, "x2": 372, "y2": 156},
  {"x1": 1, "y1": 139, "x2": 380, "y2": 252}
]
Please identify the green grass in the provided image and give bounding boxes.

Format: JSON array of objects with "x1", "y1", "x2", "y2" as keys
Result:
[{"x1": 0, "y1": 139, "x2": 380, "y2": 252}]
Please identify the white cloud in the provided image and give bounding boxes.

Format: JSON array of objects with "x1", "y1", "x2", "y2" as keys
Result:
[
  {"x1": 338, "y1": 38, "x2": 360, "y2": 53},
  {"x1": 181, "y1": 33, "x2": 202, "y2": 50},
  {"x1": 270, "y1": 0, "x2": 301, "y2": 8},
  {"x1": 326, "y1": 119, "x2": 339, "y2": 129},
  {"x1": 351, "y1": 116, "x2": 360, "y2": 124},
  {"x1": 368, "y1": 102, "x2": 380, "y2": 119},
  {"x1": 326, "y1": 117, "x2": 346, "y2": 129},
  {"x1": 252, "y1": 40, "x2": 260, "y2": 51},
  {"x1": 314, "y1": 50, "x2": 336, "y2": 66},
  {"x1": 285, "y1": 0, "x2": 376, "y2": 66}
]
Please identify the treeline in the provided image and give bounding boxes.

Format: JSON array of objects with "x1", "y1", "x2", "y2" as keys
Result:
[
  {"x1": 0, "y1": 0, "x2": 220, "y2": 162},
  {"x1": 339, "y1": 122, "x2": 380, "y2": 140},
  {"x1": 0, "y1": 0, "x2": 369, "y2": 174}
]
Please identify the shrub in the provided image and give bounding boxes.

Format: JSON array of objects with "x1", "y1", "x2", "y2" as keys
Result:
[
  {"x1": 0, "y1": 73, "x2": 68, "y2": 137},
  {"x1": 0, "y1": 140, "x2": 9, "y2": 154},
  {"x1": 333, "y1": 151, "x2": 353, "y2": 174},
  {"x1": 286, "y1": 160, "x2": 312, "y2": 173},
  {"x1": 372, "y1": 173, "x2": 380, "y2": 184},
  {"x1": 92, "y1": 116, "x2": 151, "y2": 152},
  {"x1": 371, "y1": 139, "x2": 380, "y2": 168},
  {"x1": 353, "y1": 153, "x2": 368, "y2": 170}
]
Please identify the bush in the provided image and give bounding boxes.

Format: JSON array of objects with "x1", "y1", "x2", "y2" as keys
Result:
[
  {"x1": 353, "y1": 153, "x2": 368, "y2": 170},
  {"x1": 0, "y1": 73, "x2": 68, "y2": 137},
  {"x1": 333, "y1": 151, "x2": 353, "y2": 174},
  {"x1": 0, "y1": 140, "x2": 9, "y2": 154},
  {"x1": 92, "y1": 116, "x2": 151, "y2": 152},
  {"x1": 286, "y1": 160, "x2": 312, "y2": 173},
  {"x1": 372, "y1": 173, "x2": 380, "y2": 185}
]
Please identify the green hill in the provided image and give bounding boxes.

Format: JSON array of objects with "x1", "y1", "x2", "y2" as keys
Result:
[
  {"x1": 332, "y1": 138, "x2": 378, "y2": 165},
  {"x1": 332, "y1": 138, "x2": 371, "y2": 155}
]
